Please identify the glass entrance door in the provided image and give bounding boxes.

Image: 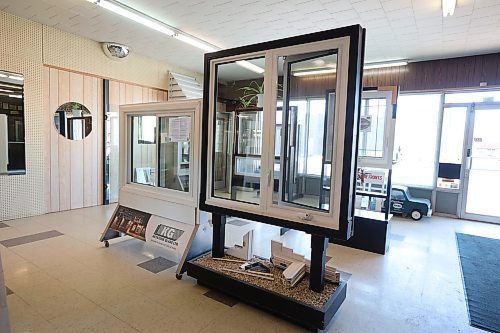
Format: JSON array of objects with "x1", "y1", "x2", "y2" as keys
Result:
[{"x1": 462, "y1": 105, "x2": 500, "y2": 223}]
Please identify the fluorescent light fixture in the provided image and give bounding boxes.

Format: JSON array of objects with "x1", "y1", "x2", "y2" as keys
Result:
[
  {"x1": 87, "y1": 0, "x2": 265, "y2": 74},
  {"x1": 0, "y1": 73, "x2": 7, "y2": 78},
  {"x1": 8, "y1": 75, "x2": 24, "y2": 81},
  {"x1": 89, "y1": 0, "x2": 175, "y2": 36},
  {"x1": 9, "y1": 94, "x2": 22, "y2": 98},
  {"x1": 293, "y1": 68, "x2": 336, "y2": 77},
  {"x1": 442, "y1": 0, "x2": 456, "y2": 17},
  {"x1": 364, "y1": 60, "x2": 408, "y2": 70},
  {"x1": 174, "y1": 34, "x2": 219, "y2": 52},
  {"x1": 0, "y1": 89, "x2": 14, "y2": 93},
  {"x1": 236, "y1": 60, "x2": 265, "y2": 74}
]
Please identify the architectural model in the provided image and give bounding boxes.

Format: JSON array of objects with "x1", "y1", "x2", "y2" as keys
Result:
[{"x1": 271, "y1": 240, "x2": 340, "y2": 284}]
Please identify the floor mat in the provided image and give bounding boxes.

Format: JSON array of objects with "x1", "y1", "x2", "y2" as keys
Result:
[{"x1": 456, "y1": 233, "x2": 500, "y2": 333}]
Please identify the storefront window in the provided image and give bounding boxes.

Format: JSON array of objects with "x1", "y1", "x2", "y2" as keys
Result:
[{"x1": 392, "y1": 93, "x2": 441, "y2": 187}]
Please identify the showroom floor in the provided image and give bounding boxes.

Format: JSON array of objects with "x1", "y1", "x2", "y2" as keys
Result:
[{"x1": 0, "y1": 205, "x2": 499, "y2": 333}]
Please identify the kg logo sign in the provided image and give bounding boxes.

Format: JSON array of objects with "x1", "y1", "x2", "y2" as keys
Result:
[{"x1": 153, "y1": 224, "x2": 184, "y2": 242}]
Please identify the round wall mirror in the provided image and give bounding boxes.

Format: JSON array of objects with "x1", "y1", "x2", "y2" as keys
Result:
[{"x1": 54, "y1": 102, "x2": 92, "y2": 140}]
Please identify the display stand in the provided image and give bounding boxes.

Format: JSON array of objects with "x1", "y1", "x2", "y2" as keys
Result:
[
  {"x1": 330, "y1": 86, "x2": 399, "y2": 255},
  {"x1": 187, "y1": 25, "x2": 366, "y2": 331},
  {"x1": 100, "y1": 100, "x2": 212, "y2": 278}
]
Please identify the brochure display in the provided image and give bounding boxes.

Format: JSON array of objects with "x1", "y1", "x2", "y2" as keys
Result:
[
  {"x1": 100, "y1": 100, "x2": 211, "y2": 278},
  {"x1": 187, "y1": 25, "x2": 366, "y2": 331}
]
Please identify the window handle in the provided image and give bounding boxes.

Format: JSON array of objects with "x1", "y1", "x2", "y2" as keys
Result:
[{"x1": 267, "y1": 170, "x2": 272, "y2": 187}]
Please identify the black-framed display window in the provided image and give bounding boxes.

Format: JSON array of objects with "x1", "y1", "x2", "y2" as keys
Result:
[{"x1": 200, "y1": 25, "x2": 365, "y2": 240}]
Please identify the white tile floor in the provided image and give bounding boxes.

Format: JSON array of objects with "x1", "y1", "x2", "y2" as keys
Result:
[{"x1": 0, "y1": 205, "x2": 499, "y2": 333}]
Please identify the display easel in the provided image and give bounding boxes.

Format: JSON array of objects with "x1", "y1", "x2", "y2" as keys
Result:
[{"x1": 100, "y1": 100, "x2": 212, "y2": 278}]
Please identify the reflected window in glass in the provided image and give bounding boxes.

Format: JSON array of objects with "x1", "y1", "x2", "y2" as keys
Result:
[{"x1": 212, "y1": 57, "x2": 265, "y2": 204}]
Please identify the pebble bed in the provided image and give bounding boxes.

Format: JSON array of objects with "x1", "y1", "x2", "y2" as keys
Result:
[{"x1": 194, "y1": 254, "x2": 339, "y2": 309}]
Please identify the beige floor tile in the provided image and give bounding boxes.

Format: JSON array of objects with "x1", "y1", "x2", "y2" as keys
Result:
[
  {"x1": 2, "y1": 206, "x2": 498, "y2": 333},
  {"x1": 7, "y1": 294, "x2": 55, "y2": 333}
]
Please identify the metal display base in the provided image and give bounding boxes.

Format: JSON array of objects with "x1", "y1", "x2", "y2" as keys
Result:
[{"x1": 186, "y1": 255, "x2": 347, "y2": 332}]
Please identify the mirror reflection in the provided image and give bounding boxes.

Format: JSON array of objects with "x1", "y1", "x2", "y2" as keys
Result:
[
  {"x1": 54, "y1": 102, "x2": 92, "y2": 140},
  {"x1": 0, "y1": 70, "x2": 25, "y2": 175}
]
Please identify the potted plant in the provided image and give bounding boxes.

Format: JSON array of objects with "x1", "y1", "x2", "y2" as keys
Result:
[{"x1": 238, "y1": 81, "x2": 264, "y2": 108}]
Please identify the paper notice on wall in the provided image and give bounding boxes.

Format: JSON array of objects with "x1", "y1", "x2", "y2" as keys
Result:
[
  {"x1": 168, "y1": 117, "x2": 191, "y2": 142},
  {"x1": 360, "y1": 115, "x2": 372, "y2": 132}
]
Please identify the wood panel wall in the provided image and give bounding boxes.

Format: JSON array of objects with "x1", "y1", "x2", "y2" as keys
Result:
[
  {"x1": 220, "y1": 52, "x2": 500, "y2": 101},
  {"x1": 44, "y1": 66, "x2": 168, "y2": 212},
  {"x1": 363, "y1": 53, "x2": 500, "y2": 91}
]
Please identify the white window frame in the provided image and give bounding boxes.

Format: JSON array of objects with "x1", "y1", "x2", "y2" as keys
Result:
[
  {"x1": 205, "y1": 37, "x2": 351, "y2": 231},
  {"x1": 357, "y1": 90, "x2": 395, "y2": 169},
  {"x1": 119, "y1": 101, "x2": 201, "y2": 210}
]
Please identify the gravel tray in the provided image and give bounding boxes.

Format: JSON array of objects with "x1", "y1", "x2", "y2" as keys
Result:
[{"x1": 193, "y1": 254, "x2": 339, "y2": 309}]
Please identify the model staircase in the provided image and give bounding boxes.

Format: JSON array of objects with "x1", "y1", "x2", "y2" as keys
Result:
[{"x1": 168, "y1": 72, "x2": 203, "y2": 100}]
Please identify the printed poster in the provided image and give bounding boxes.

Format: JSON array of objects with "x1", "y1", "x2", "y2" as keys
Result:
[{"x1": 109, "y1": 205, "x2": 152, "y2": 241}]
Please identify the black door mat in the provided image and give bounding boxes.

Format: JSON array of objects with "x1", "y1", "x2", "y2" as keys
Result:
[
  {"x1": 0, "y1": 230, "x2": 63, "y2": 247},
  {"x1": 456, "y1": 233, "x2": 500, "y2": 333},
  {"x1": 137, "y1": 257, "x2": 176, "y2": 273}
]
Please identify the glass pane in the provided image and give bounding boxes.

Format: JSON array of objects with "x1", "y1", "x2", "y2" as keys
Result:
[
  {"x1": 465, "y1": 107, "x2": 500, "y2": 218},
  {"x1": 212, "y1": 57, "x2": 265, "y2": 204},
  {"x1": 445, "y1": 89, "x2": 500, "y2": 104},
  {"x1": 131, "y1": 115, "x2": 157, "y2": 186},
  {"x1": 158, "y1": 115, "x2": 191, "y2": 192},
  {"x1": 356, "y1": 167, "x2": 388, "y2": 194},
  {"x1": 437, "y1": 107, "x2": 466, "y2": 189},
  {"x1": 278, "y1": 51, "x2": 337, "y2": 211},
  {"x1": 358, "y1": 97, "x2": 386, "y2": 159},
  {"x1": 307, "y1": 99, "x2": 327, "y2": 175},
  {"x1": 392, "y1": 93, "x2": 441, "y2": 187}
]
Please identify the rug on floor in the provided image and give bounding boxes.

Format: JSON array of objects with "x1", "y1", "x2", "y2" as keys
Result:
[{"x1": 456, "y1": 233, "x2": 500, "y2": 333}]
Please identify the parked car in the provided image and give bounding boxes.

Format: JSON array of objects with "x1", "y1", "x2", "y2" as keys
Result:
[{"x1": 383, "y1": 185, "x2": 432, "y2": 220}]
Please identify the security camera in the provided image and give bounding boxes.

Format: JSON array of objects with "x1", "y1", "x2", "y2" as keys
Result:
[{"x1": 101, "y1": 42, "x2": 131, "y2": 61}]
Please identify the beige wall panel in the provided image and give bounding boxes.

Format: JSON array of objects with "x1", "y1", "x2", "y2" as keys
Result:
[
  {"x1": 43, "y1": 67, "x2": 51, "y2": 213},
  {"x1": 58, "y1": 70, "x2": 71, "y2": 211},
  {"x1": 97, "y1": 79, "x2": 104, "y2": 205},
  {"x1": 69, "y1": 72, "x2": 84, "y2": 210},
  {"x1": 133, "y1": 85, "x2": 142, "y2": 103},
  {"x1": 119, "y1": 83, "x2": 126, "y2": 105},
  {"x1": 49, "y1": 68, "x2": 60, "y2": 212},
  {"x1": 0, "y1": 12, "x2": 44, "y2": 220},
  {"x1": 83, "y1": 75, "x2": 94, "y2": 207},
  {"x1": 125, "y1": 84, "x2": 134, "y2": 104},
  {"x1": 151, "y1": 90, "x2": 158, "y2": 102},
  {"x1": 91, "y1": 77, "x2": 100, "y2": 206}
]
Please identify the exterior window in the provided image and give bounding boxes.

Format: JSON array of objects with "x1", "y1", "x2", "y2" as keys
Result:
[
  {"x1": 437, "y1": 107, "x2": 466, "y2": 189},
  {"x1": 392, "y1": 93, "x2": 441, "y2": 187}
]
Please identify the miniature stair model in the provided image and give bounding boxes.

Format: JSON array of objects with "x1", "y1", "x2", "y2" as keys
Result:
[
  {"x1": 168, "y1": 72, "x2": 203, "y2": 100},
  {"x1": 283, "y1": 261, "x2": 306, "y2": 287},
  {"x1": 271, "y1": 240, "x2": 340, "y2": 284}
]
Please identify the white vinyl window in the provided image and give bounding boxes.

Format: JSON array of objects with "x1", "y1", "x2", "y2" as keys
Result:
[
  {"x1": 206, "y1": 37, "x2": 351, "y2": 230},
  {"x1": 357, "y1": 90, "x2": 395, "y2": 169},
  {"x1": 120, "y1": 101, "x2": 201, "y2": 207}
]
